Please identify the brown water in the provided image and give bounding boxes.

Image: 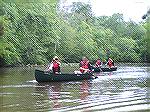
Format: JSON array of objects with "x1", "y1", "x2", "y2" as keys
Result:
[{"x1": 0, "y1": 63, "x2": 150, "y2": 112}]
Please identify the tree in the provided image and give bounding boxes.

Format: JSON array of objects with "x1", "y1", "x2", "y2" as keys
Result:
[
  {"x1": 142, "y1": 8, "x2": 150, "y2": 62},
  {"x1": 0, "y1": 0, "x2": 148, "y2": 66}
]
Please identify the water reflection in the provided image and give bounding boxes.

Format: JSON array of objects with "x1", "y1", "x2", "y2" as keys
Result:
[
  {"x1": 34, "y1": 82, "x2": 62, "y2": 111},
  {"x1": 47, "y1": 82, "x2": 62, "y2": 109},
  {"x1": 80, "y1": 80, "x2": 90, "y2": 100},
  {"x1": 1, "y1": 64, "x2": 150, "y2": 111}
]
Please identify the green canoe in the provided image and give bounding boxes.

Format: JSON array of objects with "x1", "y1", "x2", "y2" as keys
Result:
[
  {"x1": 35, "y1": 69, "x2": 94, "y2": 82},
  {"x1": 93, "y1": 67, "x2": 117, "y2": 72}
]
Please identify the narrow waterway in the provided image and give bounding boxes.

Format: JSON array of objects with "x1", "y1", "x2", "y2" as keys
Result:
[{"x1": 0, "y1": 63, "x2": 150, "y2": 111}]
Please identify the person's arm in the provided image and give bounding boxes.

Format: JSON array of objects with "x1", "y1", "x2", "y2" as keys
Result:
[
  {"x1": 56, "y1": 60, "x2": 61, "y2": 65},
  {"x1": 95, "y1": 62, "x2": 98, "y2": 66},
  {"x1": 88, "y1": 63, "x2": 92, "y2": 70},
  {"x1": 100, "y1": 61, "x2": 102, "y2": 66},
  {"x1": 58, "y1": 61, "x2": 61, "y2": 65},
  {"x1": 106, "y1": 60, "x2": 109, "y2": 65},
  {"x1": 112, "y1": 61, "x2": 114, "y2": 66}
]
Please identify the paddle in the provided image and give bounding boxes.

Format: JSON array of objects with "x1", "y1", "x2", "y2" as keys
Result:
[
  {"x1": 91, "y1": 65, "x2": 103, "y2": 72},
  {"x1": 92, "y1": 74, "x2": 98, "y2": 79},
  {"x1": 98, "y1": 66, "x2": 103, "y2": 72},
  {"x1": 86, "y1": 67, "x2": 98, "y2": 79}
]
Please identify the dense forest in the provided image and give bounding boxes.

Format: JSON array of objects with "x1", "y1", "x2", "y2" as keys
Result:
[{"x1": 0, "y1": 0, "x2": 150, "y2": 67}]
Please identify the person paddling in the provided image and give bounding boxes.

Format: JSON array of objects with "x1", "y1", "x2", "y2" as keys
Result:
[
  {"x1": 79, "y1": 57, "x2": 92, "y2": 73},
  {"x1": 46, "y1": 56, "x2": 61, "y2": 74},
  {"x1": 52, "y1": 56, "x2": 61, "y2": 74},
  {"x1": 95, "y1": 58, "x2": 102, "y2": 68},
  {"x1": 106, "y1": 58, "x2": 114, "y2": 68},
  {"x1": 95, "y1": 58, "x2": 103, "y2": 72}
]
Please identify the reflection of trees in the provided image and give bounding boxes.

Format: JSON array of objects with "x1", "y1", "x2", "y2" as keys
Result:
[
  {"x1": 80, "y1": 80, "x2": 91, "y2": 100},
  {"x1": 47, "y1": 82, "x2": 62, "y2": 109},
  {"x1": 145, "y1": 67, "x2": 150, "y2": 103},
  {"x1": 108, "y1": 72, "x2": 112, "y2": 76},
  {"x1": 34, "y1": 82, "x2": 62, "y2": 110}
]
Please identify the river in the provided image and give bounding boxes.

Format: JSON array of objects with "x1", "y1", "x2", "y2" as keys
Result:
[{"x1": 0, "y1": 63, "x2": 150, "y2": 112}]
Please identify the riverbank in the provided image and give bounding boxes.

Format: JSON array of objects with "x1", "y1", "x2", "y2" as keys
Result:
[{"x1": 1, "y1": 63, "x2": 149, "y2": 68}]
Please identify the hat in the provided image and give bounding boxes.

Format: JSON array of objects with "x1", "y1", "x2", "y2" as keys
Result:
[
  {"x1": 54, "y1": 56, "x2": 58, "y2": 60},
  {"x1": 82, "y1": 57, "x2": 88, "y2": 61}
]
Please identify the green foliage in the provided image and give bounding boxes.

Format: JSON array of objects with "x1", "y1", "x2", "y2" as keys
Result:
[
  {"x1": 0, "y1": 39, "x2": 20, "y2": 65},
  {"x1": 143, "y1": 17, "x2": 150, "y2": 62},
  {"x1": 0, "y1": 1, "x2": 148, "y2": 66}
]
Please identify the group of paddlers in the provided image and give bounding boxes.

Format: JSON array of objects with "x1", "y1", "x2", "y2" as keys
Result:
[{"x1": 46, "y1": 56, "x2": 115, "y2": 74}]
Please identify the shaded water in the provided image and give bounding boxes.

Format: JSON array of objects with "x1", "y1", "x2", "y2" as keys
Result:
[{"x1": 0, "y1": 63, "x2": 150, "y2": 112}]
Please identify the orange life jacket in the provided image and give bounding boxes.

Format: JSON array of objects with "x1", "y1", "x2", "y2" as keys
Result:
[{"x1": 80, "y1": 61, "x2": 89, "y2": 73}]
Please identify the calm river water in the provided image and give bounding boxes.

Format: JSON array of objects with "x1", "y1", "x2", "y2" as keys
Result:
[{"x1": 0, "y1": 63, "x2": 150, "y2": 112}]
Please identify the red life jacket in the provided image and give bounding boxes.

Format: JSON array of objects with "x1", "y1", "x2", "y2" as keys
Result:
[
  {"x1": 108, "y1": 59, "x2": 113, "y2": 67},
  {"x1": 53, "y1": 61, "x2": 60, "y2": 71},
  {"x1": 80, "y1": 61, "x2": 89, "y2": 73},
  {"x1": 96, "y1": 60, "x2": 101, "y2": 67}
]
